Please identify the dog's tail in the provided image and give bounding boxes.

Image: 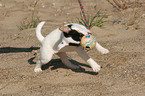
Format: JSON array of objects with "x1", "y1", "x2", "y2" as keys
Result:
[{"x1": 36, "y1": 21, "x2": 45, "y2": 42}]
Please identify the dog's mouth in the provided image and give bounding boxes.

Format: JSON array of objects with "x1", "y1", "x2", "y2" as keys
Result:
[
  {"x1": 86, "y1": 46, "x2": 90, "y2": 49},
  {"x1": 84, "y1": 46, "x2": 91, "y2": 51},
  {"x1": 86, "y1": 46, "x2": 91, "y2": 49}
]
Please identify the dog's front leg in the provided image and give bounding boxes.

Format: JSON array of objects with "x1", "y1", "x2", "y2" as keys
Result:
[
  {"x1": 57, "y1": 52, "x2": 80, "y2": 69},
  {"x1": 76, "y1": 46, "x2": 101, "y2": 72},
  {"x1": 95, "y1": 42, "x2": 109, "y2": 54}
]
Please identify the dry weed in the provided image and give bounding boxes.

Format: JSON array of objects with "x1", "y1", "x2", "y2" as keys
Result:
[{"x1": 106, "y1": 0, "x2": 145, "y2": 11}]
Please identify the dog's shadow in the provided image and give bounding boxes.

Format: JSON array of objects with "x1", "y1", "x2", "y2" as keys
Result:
[
  {"x1": 0, "y1": 47, "x2": 39, "y2": 54},
  {"x1": 0, "y1": 47, "x2": 98, "y2": 75},
  {"x1": 28, "y1": 57, "x2": 99, "y2": 75}
]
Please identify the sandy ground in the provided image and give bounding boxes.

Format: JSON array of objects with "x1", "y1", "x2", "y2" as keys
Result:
[{"x1": 0, "y1": 0, "x2": 145, "y2": 96}]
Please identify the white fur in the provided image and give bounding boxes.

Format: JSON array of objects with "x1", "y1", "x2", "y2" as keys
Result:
[
  {"x1": 36, "y1": 21, "x2": 45, "y2": 42},
  {"x1": 95, "y1": 42, "x2": 109, "y2": 54},
  {"x1": 34, "y1": 21, "x2": 109, "y2": 72}
]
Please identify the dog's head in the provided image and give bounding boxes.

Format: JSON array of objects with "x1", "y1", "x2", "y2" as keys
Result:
[
  {"x1": 59, "y1": 23, "x2": 91, "y2": 41},
  {"x1": 59, "y1": 23, "x2": 95, "y2": 50}
]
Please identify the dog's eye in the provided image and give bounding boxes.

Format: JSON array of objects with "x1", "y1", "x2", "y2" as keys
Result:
[
  {"x1": 88, "y1": 32, "x2": 92, "y2": 35},
  {"x1": 67, "y1": 24, "x2": 72, "y2": 28},
  {"x1": 80, "y1": 33, "x2": 84, "y2": 37}
]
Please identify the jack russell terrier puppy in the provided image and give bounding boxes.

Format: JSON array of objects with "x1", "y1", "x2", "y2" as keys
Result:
[{"x1": 34, "y1": 21, "x2": 109, "y2": 72}]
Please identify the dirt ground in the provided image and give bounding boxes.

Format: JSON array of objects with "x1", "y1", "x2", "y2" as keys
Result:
[{"x1": 0, "y1": 0, "x2": 145, "y2": 96}]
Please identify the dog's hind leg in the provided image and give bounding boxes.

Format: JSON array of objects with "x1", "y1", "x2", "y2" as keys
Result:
[
  {"x1": 34, "y1": 60, "x2": 43, "y2": 72},
  {"x1": 34, "y1": 48, "x2": 53, "y2": 72},
  {"x1": 57, "y1": 52, "x2": 80, "y2": 69}
]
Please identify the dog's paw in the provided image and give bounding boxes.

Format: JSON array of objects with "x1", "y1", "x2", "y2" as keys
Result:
[
  {"x1": 34, "y1": 68, "x2": 42, "y2": 72},
  {"x1": 87, "y1": 58, "x2": 101, "y2": 72},
  {"x1": 91, "y1": 64, "x2": 101, "y2": 72},
  {"x1": 100, "y1": 48, "x2": 109, "y2": 54}
]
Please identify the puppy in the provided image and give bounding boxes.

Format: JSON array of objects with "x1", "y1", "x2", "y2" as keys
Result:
[{"x1": 34, "y1": 21, "x2": 109, "y2": 72}]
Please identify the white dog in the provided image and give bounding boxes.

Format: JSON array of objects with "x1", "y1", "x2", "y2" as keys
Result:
[{"x1": 34, "y1": 21, "x2": 109, "y2": 72}]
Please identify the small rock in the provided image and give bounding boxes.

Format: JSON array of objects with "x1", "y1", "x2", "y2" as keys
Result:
[
  {"x1": 42, "y1": 5, "x2": 45, "y2": 8},
  {"x1": 63, "y1": 22, "x2": 67, "y2": 24},
  {"x1": 113, "y1": 20, "x2": 121, "y2": 24},
  {"x1": 0, "y1": 3, "x2": 3, "y2": 7},
  {"x1": 141, "y1": 14, "x2": 145, "y2": 18},
  {"x1": 66, "y1": 13, "x2": 70, "y2": 15},
  {"x1": 52, "y1": 3, "x2": 55, "y2": 6}
]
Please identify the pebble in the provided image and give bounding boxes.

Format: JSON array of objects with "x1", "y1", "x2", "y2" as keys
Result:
[
  {"x1": 0, "y1": 3, "x2": 3, "y2": 7},
  {"x1": 52, "y1": 3, "x2": 55, "y2": 6},
  {"x1": 63, "y1": 22, "x2": 67, "y2": 24},
  {"x1": 66, "y1": 13, "x2": 70, "y2": 15},
  {"x1": 113, "y1": 20, "x2": 121, "y2": 24},
  {"x1": 141, "y1": 14, "x2": 145, "y2": 18},
  {"x1": 42, "y1": 5, "x2": 45, "y2": 8}
]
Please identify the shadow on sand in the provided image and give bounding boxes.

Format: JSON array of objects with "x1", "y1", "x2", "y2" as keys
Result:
[
  {"x1": 0, "y1": 47, "x2": 39, "y2": 54},
  {"x1": 28, "y1": 56, "x2": 99, "y2": 75},
  {"x1": 0, "y1": 47, "x2": 98, "y2": 75}
]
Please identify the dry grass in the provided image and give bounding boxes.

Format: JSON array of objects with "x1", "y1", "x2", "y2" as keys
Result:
[
  {"x1": 18, "y1": 0, "x2": 40, "y2": 31},
  {"x1": 78, "y1": 10, "x2": 106, "y2": 28},
  {"x1": 106, "y1": 0, "x2": 145, "y2": 28},
  {"x1": 106, "y1": 0, "x2": 145, "y2": 11}
]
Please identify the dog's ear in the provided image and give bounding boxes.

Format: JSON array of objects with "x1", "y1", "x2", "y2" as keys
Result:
[{"x1": 59, "y1": 26, "x2": 71, "y2": 33}]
